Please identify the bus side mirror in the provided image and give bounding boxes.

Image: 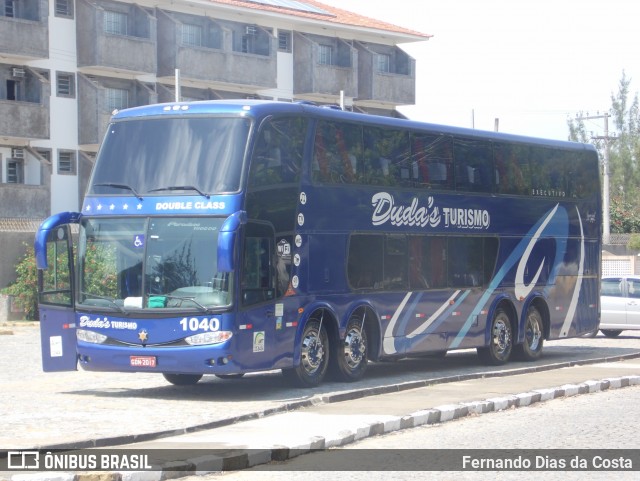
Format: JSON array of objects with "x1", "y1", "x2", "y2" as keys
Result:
[
  {"x1": 217, "y1": 210, "x2": 247, "y2": 272},
  {"x1": 34, "y1": 212, "x2": 81, "y2": 269}
]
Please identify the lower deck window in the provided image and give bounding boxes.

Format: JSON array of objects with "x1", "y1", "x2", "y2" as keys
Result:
[{"x1": 348, "y1": 233, "x2": 498, "y2": 291}]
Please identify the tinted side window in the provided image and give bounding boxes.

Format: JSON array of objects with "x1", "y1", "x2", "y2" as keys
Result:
[
  {"x1": 383, "y1": 235, "x2": 408, "y2": 289},
  {"x1": 246, "y1": 116, "x2": 307, "y2": 235},
  {"x1": 411, "y1": 133, "x2": 454, "y2": 190},
  {"x1": 447, "y1": 237, "x2": 498, "y2": 287},
  {"x1": 363, "y1": 127, "x2": 410, "y2": 186},
  {"x1": 249, "y1": 116, "x2": 306, "y2": 187},
  {"x1": 493, "y1": 143, "x2": 531, "y2": 195},
  {"x1": 348, "y1": 235, "x2": 384, "y2": 289},
  {"x1": 312, "y1": 121, "x2": 362, "y2": 184},
  {"x1": 626, "y1": 279, "x2": 640, "y2": 299},
  {"x1": 453, "y1": 139, "x2": 494, "y2": 193},
  {"x1": 241, "y1": 223, "x2": 276, "y2": 306},
  {"x1": 567, "y1": 151, "x2": 599, "y2": 199},
  {"x1": 349, "y1": 234, "x2": 498, "y2": 291},
  {"x1": 531, "y1": 146, "x2": 566, "y2": 196},
  {"x1": 601, "y1": 278, "x2": 623, "y2": 297}
]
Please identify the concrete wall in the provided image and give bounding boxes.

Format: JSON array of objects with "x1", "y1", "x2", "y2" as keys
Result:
[
  {"x1": 0, "y1": 231, "x2": 34, "y2": 290},
  {"x1": 0, "y1": 0, "x2": 49, "y2": 59},
  {"x1": 0, "y1": 184, "x2": 49, "y2": 218}
]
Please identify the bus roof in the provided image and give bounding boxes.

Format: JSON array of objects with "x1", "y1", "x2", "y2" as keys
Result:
[{"x1": 111, "y1": 100, "x2": 596, "y2": 153}]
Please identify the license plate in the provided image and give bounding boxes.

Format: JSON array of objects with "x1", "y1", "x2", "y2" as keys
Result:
[{"x1": 130, "y1": 355, "x2": 157, "y2": 367}]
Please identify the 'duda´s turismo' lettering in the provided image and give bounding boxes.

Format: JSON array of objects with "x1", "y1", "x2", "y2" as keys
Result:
[
  {"x1": 371, "y1": 192, "x2": 490, "y2": 230},
  {"x1": 371, "y1": 192, "x2": 440, "y2": 227},
  {"x1": 442, "y1": 207, "x2": 490, "y2": 229}
]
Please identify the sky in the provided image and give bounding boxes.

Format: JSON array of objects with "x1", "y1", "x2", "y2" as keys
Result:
[{"x1": 320, "y1": 0, "x2": 640, "y2": 141}]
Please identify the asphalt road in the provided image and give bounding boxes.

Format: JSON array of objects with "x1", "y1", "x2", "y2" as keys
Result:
[
  {"x1": 2, "y1": 322, "x2": 639, "y2": 450},
  {"x1": 198, "y1": 385, "x2": 640, "y2": 481}
]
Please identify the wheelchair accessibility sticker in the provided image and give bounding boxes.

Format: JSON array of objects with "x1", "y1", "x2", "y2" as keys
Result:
[{"x1": 133, "y1": 235, "x2": 145, "y2": 248}]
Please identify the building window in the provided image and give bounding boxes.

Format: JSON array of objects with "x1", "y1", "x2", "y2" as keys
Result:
[
  {"x1": 56, "y1": 72, "x2": 75, "y2": 98},
  {"x1": 4, "y1": 0, "x2": 15, "y2": 18},
  {"x1": 58, "y1": 150, "x2": 76, "y2": 175},
  {"x1": 104, "y1": 10, "x2": 128, "y2": 36},
  {"x1": 55, "y1": 0, "x2": 73, "y2": 18},
  {"x1": 35, "y1": 148, "x2": 51, "y2": 164},
  {"x1": 278, "y1": 31, "x2": 291, "y2": 52},
  {"x1": 6, "y1": 79, "x2": 21, "y2": 101},
  {"x1": 182, "y1": 24, "x2": 203, "y2": 47},
  {"x1": 319, "y1": 44, "x2": 333, "y2": 65},
  {"x1": 7, "y1": 160, "x2": 23, "y2": 184},
  {"x1": 376, "y1": 54, "x2": 391, "y2": 73},
  {"x1": 241, "y1": 34, "x2": 255, "y2": 54},
  {"x1": 106, "y1": 88, "x2": 129, "y2": 111}
]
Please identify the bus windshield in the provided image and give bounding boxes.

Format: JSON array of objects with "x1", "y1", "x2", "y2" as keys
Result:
[
  {"x1": 78, "y1": 217, "x2": 232, "y2": 312},
  {"x1": 89, "y1": 116, "x2": 251, "y2": 195}
]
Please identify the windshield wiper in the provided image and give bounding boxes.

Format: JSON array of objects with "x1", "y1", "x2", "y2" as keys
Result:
[
  {"x1": 156, "y1": 295, "x2": 211, "y2": 313},
  {"x1": 148, "y1": 186, "x2": 210, "y2": 199},
  {"x1": 93, "y1": 182, "x2": 143, "y2": 200},
  {"x1": 80, "y1": 292, "x2": 126, "y2": 313}
]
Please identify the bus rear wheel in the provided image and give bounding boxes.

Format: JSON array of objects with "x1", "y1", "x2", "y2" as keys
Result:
[
  {"x1": 162, "y1": 373, "x2": 203, "y2": 385},
  {"x1": 330, "y1": 316, "x2": 368, "y2": 382},
  {"x1": 283, "y1": 318, "x2": 329, "y2": 388},
  {"x1": 478, "y1": 308, "x2": 513, "y2": 365},
  {"x1": 513, "y1": 306, "x2": 544, "y2": 361}
]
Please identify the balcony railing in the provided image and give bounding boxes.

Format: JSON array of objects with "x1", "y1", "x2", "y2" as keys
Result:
[
  {"x1": 0, "y1": 11, "x2": 48, "y2": 60},
  {"x1": 157, "y1": 10, "x2": 276, "y2": 90},
  {"x1": 355, "y1": 42, "x2": 416, "y2": 106},
  {"x1": 77, "y1": 74, "x2": 158, "y2": 149},
  {"x1": 0, "y1": 67, "x2": 50, "y2": 140},
  {"x1": 76, "y1": 0, "x2": 157, "y2": 75},
  {"x1": 293, "y1": 33, "x2": 357, "y2": 101}
]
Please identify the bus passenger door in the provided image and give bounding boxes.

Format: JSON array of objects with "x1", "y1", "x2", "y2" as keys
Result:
[
  {"x1": 37, "y1": 224, "x2": 77, "y2": 372},
  {"x1": 237, "y1": 222, "x2": 284, "y2": 369}
]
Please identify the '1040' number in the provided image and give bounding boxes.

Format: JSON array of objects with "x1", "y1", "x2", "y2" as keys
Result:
[{"x1": 180, "y1": 317, "x2": 220, "y2": 332}]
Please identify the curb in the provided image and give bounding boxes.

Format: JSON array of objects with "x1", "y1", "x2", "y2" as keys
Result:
[
  {"x1": 5, "y1": 374, "x2": 640, "y2": 481},
  {"x1": 29, "y1": 351, "x2": 640, "y2": 451}
]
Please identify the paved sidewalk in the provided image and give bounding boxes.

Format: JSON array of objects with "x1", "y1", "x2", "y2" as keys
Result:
[{"x1": 3, "y1": 358, "x2": 640, "y2": 481}]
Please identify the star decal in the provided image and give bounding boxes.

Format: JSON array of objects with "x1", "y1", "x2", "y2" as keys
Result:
[{"x1": 138, "y1": 330, "x2": 149, "y2": 343}]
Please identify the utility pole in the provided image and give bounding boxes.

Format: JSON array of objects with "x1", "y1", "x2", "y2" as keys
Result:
[{"x1": 577, "y1": 113, "x2": 613, "y2": 245}]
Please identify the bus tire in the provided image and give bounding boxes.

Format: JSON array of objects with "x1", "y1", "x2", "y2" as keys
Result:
[
  {"x1": 283, "y1": 319, "x2": 329, "y2": 388},
  {"x1": 601, "y1": 329, "x2": 622, "y2": 338},
  {"x1": 513, "y1": 306, "x2": 544, "y2": 361},
  {"x1": 162, "y1": 373, "x2": 203, "y2": 385},
  {"x1": 330, "y1": 316, "x2": 368, "y2": 382},
  {"x1": 477, "y1": 307, "x2": 513, "y2": 365}
]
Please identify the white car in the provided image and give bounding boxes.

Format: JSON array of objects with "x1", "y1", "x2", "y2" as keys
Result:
[{"x1": 599, "y1": 276, "x2": 640, "y2": 337}]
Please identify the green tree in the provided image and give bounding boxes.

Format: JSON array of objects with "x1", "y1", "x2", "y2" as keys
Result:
[
  {"x1": 1, "y1": 244, "x2": 39, "y2": 320},
  {"x1": 610, "y1": 196, "x2": 640, "y2": 233},
  {"x1": 568, "y1": 71, "x2": 640, "y2": 233}
]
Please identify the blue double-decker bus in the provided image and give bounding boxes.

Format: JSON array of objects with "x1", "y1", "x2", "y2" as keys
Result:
[{"x1": 35, "y1": 100, "x2": 601, "y2": 387}]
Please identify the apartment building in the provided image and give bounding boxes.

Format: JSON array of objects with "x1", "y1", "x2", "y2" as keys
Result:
[{"x1": 0, "y1": 0, "x2": 429, "y2": 289}]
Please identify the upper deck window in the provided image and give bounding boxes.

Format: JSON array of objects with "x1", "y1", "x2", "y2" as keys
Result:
[{"x1": 89, "y1": 116, "x2": 251, "y2": 196}]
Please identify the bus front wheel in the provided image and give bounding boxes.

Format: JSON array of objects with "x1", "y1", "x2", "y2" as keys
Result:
[
  {"x1": 330, "y1": 316, "x2": 368, "y2": 382},
  {"x1": 478, "y1": 308, "x2": 513, "y2": 365},
  {"x1": 283, "y1": 319, "x2": 329, "y2": 388},
  {"x1": 162, "y1": 373, "x2": 203, "y2": 385}
]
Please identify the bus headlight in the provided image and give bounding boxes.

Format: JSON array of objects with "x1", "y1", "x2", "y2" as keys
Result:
[
  {"x1": 77, "y1": 329, "x2": 108, "y2": 344},
  {"x1": 185, "y1": 331, "x2": 233, "y2": 346}
]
